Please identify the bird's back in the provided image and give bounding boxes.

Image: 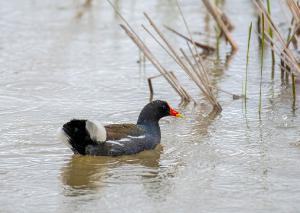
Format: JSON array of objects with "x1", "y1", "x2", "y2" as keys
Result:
[{"x1": 86, "y1": 123, "x2": 159, "y2": 156}]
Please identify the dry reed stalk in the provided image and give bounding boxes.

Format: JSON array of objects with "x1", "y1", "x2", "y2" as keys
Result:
[
  {"x1": 181, "y1": 47, "x2": 222, "y2": 107},
  {"x1": 287, "y1": 25, "x2": 299, "y2": 48},
  {"x1": 286, "y1": 0, "x2": 300, "y2": 23},
  {"x1": 202, "y1": 0, "x2": 238, "y2": 50},
  {"x1": 142, "y1": 11, "x2": 221, "y2": 111},
  {"x1": 142, "y1": 23, "x2": 210, "y2": 103},
  {"x1": 143, "y1": 12, "x2": 189, "y2": 71},
  {"x1": 180, "y1": 48, "x2": 212, "y2": 99},
  {"x1": 175, "y1": 0, "x2": 221, "y2": 110},
  {"x1": 141, "y1": 24, "x2": 183, "y2": 69},
  {"x1": 176, "y1": 1, "x2": 209, "y2": 80},
  {"x1": 253, "y1": 0, "x2": 300, "y2": 74},
  {"x1": 164, "y1": 26, "x2": 216, "y2": 52},
  {"x1": 147, "y1": 71, "x2": 190, "y2": 102},
  {"x1": 256, "y1": 0, "x2": 298, "y2": 107},
  {"x1": 107, "y1": 0, "x2": 221, "y2": 110},
  {"x1": 121, "y1": 24, "x2": 191, "y2": 101},
  {"x1": 258, "y1": 29, "x2": 298, "y2": 80},
  {"x1": 262, "y1": 32, "x2": 297, "y2": 70},
  {"x1": 215, "y1": 5, "x2": 234, "y2": 31},
  {"x1": 106, "y1": 0, "x2": 192, "y2": 102},
  {"x1": 285, "y1": 0, "x2": 300, "y2": 48}
]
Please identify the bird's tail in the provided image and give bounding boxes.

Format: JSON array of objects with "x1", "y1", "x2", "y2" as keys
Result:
[{"x1": 58, "y1": 119, "x2": 107, "y2": 155}]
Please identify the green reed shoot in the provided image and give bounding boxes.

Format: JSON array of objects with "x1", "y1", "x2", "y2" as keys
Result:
[
  {"x1": 244, "y1": 22, "x2": 252, "y2": 100},
  {"x1": 259, "y1": 14, "x2": 265, "y2": 116}
]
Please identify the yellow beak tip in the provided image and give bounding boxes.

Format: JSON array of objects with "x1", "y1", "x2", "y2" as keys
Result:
[{"x1": 176, "y1": 113, "x2": 184, "y2": 118}]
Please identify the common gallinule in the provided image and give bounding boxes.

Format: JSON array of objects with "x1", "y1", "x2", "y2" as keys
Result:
[{"x1": 59, "y1": 100, "x2": 182, "y2": 156}]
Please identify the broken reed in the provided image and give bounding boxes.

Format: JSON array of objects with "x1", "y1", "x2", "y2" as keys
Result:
[
  {"x1": 253, "y1": 0, "x2": 300, "y2": 74},
  {"x1": 141, "y1": 13, "x2": 196, "y2": 102},
  {"x1": 286, "y1": 0, "x2": 300, "y2": 24},
  {"x1": 164, "y1": 26, "x2": 215, "y2": 53},
  {"x1": 285, "y1": 0, "x2": 300, "y2": 109},
  {"x1": 141, "y1": 1, "x2": 221, "y2": 110},
  {"x1": 244, "y1": 22, "x2": 252, "y2": 101},
  {"x1": 202, "y1": 0, "x2": 237, "y2": 51},
  {"x1": 143, "y1": 11, "x2": 220, "y2": 109},
  {"x1": 259, "y1": 14, "x2": 265, "y2": 116},
  {"x1": 137, "y1": 0, "x2": 221, "y2": 109},
  {"x1": 142, "y1": 10, "x2": 222, "y2": 111},
  {"x1": 175, "y1": 0, "x2": 221, "y2": 111}
]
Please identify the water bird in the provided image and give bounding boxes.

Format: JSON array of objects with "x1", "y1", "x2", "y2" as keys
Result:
[{"x1": 59, "y1": 100, "x2": 182, "y2": 156}]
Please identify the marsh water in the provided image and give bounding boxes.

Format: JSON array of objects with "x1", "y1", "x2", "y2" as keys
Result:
[{"x1": 1, "y1": 0, "x2": 300, "y2": 212}]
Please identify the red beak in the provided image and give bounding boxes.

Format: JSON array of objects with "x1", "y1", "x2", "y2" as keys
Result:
[{"x1": 169, "y1": 105, "x2": 183, "y2": 118}]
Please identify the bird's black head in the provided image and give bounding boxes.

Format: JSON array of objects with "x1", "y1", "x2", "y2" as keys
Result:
[{"x1": 137, "y1": 100, "x2": 182, "y2": 125}]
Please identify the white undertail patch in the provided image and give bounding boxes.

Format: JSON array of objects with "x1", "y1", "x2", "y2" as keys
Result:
[
  {"x1": 57, "y1": 128, "x2": 72, "y2": 149},
  {"x1": 85, "y1": 120, "x2": 107, "y2": 143}
]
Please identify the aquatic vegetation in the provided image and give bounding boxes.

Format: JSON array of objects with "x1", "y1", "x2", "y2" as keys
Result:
[
  {"x1": 106, "y1": 0, "x2": 300, "y2": 113},
  {"x1": 107, "y1": 0, "x2": 222, "y2": 112},
  {"x1": 253, "y1": 0, "x2": 300, "y2": 110},
  {"x1": 107, "y1": 0, "x2": 192, "y2": 103},
  {"x1": 244, "y1": 22, "x2": 252, "y2": 101},
  {"x1": 4, "y1": 1, "x2": 300, "y2": 212},
  {"x1": 259, "y1": 14, "x2": 264, "y2": 116}
]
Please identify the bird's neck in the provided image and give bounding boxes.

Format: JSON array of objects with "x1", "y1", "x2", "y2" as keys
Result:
[
  {"x1": 137, "y1": 118, "x2": 161, "y2": 137},
  {"x1": 137, "y1": 117, "x2": 158, "y2": 125},
  {"x1": 137, "y1": 110, "x2": 160, "y2": 125}
]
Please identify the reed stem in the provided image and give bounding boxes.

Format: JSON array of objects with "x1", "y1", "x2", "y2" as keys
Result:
[
  {"x1": 266, "y1": 0, "x2": 275, "y2": 79},
  {"x1": 259, "y1": 14, "x2": 265, "y2": 116},
  {"x1": 292, "y1": 73, "x2": 296, "y2": 109},
  {"x1": 244, "y1": 22, "x2": 252, "y2": 101}
]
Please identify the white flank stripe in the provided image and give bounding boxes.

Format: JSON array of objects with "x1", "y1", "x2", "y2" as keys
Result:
[
  {"x1": 106, "y1": 140, "x2": 125, "y2": 146},
  {"x1": 128, "y1": 135, "x2": 146, "y2": 139}
]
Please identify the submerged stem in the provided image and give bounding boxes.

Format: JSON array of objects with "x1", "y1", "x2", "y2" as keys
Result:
[
  {"x1": 292, "y1": 74, "x2": 296, "y2": 110},
  {"x1": 259, "y1": 14, "x2": 265, "y2": 116}
]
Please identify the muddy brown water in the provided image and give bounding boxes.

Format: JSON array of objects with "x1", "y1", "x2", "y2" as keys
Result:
[{"x1": 1, "y1": 0, "x2": 300, "y2": 212}]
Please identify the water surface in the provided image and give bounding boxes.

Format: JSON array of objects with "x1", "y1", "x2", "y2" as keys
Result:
[{"x1": 1, "y1": 0, "x2": 300, "y2": 212}]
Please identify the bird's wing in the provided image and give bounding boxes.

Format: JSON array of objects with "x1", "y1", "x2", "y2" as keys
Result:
[{"x1": 104, "y1": 123, "x2": 144, "y2": 141}]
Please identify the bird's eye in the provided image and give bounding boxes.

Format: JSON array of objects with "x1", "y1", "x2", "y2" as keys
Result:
[{"x1": 161, "y1": 104, "x2": 167, "y2": 111}]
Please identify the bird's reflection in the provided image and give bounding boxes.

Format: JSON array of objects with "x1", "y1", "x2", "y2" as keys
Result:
[{"x1": 61, "y1": 145, "x2": 163, "y2": 196}]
